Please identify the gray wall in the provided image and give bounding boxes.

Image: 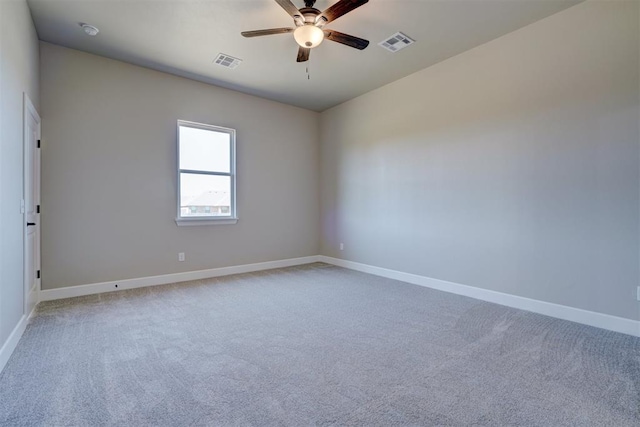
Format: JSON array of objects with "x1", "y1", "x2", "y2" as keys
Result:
[
  {"x1": 320, "y1": 0, "x2": 640, "y2": 321},
  {"x1": 0, "y1": 0, "x2": 40, "y2": 344},
  {"x1": 40, "y1": 43, "x2": 320, "y2": 289}
]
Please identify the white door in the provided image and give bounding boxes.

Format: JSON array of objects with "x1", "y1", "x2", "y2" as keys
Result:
[{"x1": 24, "y1": 94, "x2": 41, "y2": 315}]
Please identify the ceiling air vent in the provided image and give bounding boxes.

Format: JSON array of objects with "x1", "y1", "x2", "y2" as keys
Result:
[
  {"x1": 379, "y1": 32, "x2": 415, "y2": 53},
  {"x1": 214, "y1": 53, "x2": 242, "y2": 69}
]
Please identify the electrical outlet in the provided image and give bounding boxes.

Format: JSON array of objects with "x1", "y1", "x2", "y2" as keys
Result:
[
  {"x1": 339, "y1": 243, "x2": 344, "y2": 251},
  {"x1": 178, "y1": 252, "x2": 185, "y2": 262}
]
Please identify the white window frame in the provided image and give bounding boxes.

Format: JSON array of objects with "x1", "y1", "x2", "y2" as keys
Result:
[{"x1": 175, "y1": 120, "x2": 237, "y2": 226}]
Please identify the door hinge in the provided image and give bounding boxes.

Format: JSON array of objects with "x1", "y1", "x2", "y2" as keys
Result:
[
  {"x1": 37, "y1": 139, "x2": 41, "y2": 148},
  {"x1": 37, "y1": 205, "x2": 40, "y2": 213},
  {"x1": 37, "y1": 270, "x2": 41, "y2": 279}
]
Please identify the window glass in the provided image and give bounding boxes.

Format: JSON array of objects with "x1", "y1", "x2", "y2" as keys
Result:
[
  {"x1": 179, "y1": 126, "x2": 230, "y2": 173},
  {"x1": 179, "y1": 174, "x2": 231, "y2": 218}
]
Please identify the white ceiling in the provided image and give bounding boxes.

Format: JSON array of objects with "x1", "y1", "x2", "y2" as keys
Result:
[{"x1": 27, "y1": 0, "x2": 583, "y2": 111}]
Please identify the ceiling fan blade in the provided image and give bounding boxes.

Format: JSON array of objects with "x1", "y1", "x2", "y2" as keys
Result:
[
  {"x1": 318, "y1": 0, "x2": 369, "y2": 25},
  {"x1": 275, "y1": 0, "x2": 301, "y2": 18},
  {"x1": 241, "y1": 28, "x2": 294, "y2": 37},
  {"x1": 297, "y1": 47, "x2": 310, "y2": 62},
  {"x1": 324, "y1": 30, "x2": 369, "y2": 50}
]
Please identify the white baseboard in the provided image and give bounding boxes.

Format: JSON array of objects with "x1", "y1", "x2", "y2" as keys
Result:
[
  {"x1": 319, "y1": 256, "x2": 640, "y2": 338},
  {"x1": 0, "y1": 304, "x2": 38, "y2": 374},
  {"x1": 39, "y1": 256, "x2": 320, "y2": 302}
]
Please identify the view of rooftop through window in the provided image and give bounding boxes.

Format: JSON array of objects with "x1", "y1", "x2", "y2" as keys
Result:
[{"x1": 178, "y1": 123, "x2": 234, "y2": 218}]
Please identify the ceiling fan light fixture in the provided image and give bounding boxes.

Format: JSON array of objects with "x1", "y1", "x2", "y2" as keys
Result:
[{"x1": 294, "y1": 25, "x2": 324, "y2": 48}]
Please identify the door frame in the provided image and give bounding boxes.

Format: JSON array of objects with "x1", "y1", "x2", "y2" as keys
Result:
[{"x1": 23, "y1": 93, "x2": 41, "y2": 315}]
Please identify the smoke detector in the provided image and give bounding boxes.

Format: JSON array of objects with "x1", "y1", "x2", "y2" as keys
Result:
[{"x1": 80, "y1": 23, "x2": 99, "y2": 36}]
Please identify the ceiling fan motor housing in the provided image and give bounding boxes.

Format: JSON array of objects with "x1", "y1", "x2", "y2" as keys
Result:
[{"x1": 297, "y1": 7, "x2": 321, "y2": 25}]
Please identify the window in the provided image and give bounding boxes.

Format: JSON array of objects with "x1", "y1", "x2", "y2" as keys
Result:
[{"x1": 176, "y1": 120, "x2": 236, "y2": 226}]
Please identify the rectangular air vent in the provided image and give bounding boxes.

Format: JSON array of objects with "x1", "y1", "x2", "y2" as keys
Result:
[
  {"x1": 378, "y1": 32, "x2": 415, "y2": 53},
  {"x1": 214, "y1": 53, "x2": 242, "y2": 69}
]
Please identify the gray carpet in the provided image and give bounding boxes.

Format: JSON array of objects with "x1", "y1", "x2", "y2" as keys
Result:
[{"x1": 0, "y1": 263, "x2": 638, "y2": 426}]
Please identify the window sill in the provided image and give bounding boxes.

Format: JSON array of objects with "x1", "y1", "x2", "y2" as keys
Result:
[{"x1": 175, "y1": 217, "x2": 238, "y2": 226}]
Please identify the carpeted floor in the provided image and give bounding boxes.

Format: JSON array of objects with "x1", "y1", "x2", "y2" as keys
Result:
[{"x1": 0, "y1": 263, "x2": 638, "y2": 426}]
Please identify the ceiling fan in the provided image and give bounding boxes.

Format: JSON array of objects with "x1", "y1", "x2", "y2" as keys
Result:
[{"x1": 241, "y1": 0, "x2": 370, "y2": 63}]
